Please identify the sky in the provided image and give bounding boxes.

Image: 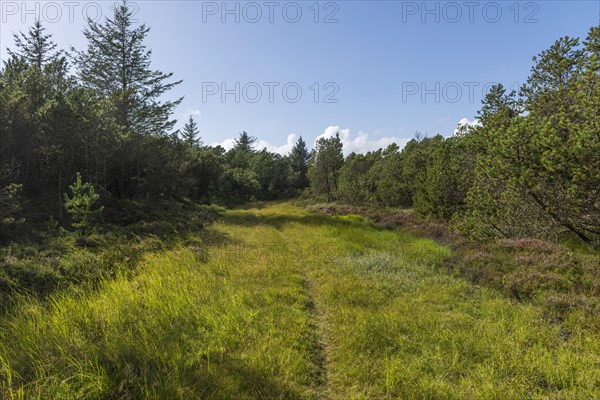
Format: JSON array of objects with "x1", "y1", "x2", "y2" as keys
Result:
[{"x1": 1, "y1": 0, "x2": 598, "y2": 154}]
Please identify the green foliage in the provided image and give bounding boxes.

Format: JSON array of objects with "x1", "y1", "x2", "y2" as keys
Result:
[
  {"x1": 308, "y1": 132, "x2": 344, "y2": 202},
  {"x1": 8, "y1": 20, "x2": 62, "y2": 70},
  {"x1": 233, "y1": 131, "x2": 257, "y2": 153},
  {"x1": 305, "y1": 27, "x2": 599, "y2": 250},
  {"x1": 0, "y1": 161, "x2": 25, "y2": 240},
  {"x1": 337, "y1": 150, "x2": 380, "y2": 205},
  {"x1": 181, "y1": 115, "x2": 202, "y2": 148},
  {"x1": 1, "y1": 16, "x2": 311, "y2": 240},
  {"x1": 371, "y1": 144, "x2": 411, "y2": 208},
  {"x1": 74, "y1": 0, "x2": 182, "y2": 135},
  {"x1": 461, "y1": 28, "x2": 600, "y2": 245},
  {"x1": 63, "y1": 173, "x2": 104, "y2": 231},
  {"x1": 251, "y1": 149, "x2": 293, "y2": 199},
  {"x1": 220, "y1": 167, "x2": 261, "y2": 203},
  {"x1": 0, "y1": 183, "x2": 24, "y2": 227},
  {"x1": 331, "y1": 133, "x2": 474, "y2": 218},
  {"x1": 288, "y1": 136, "x2": 311, "y2": 190}
]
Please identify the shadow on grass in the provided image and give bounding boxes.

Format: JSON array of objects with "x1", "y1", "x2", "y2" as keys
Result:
[
  {"x1": 217, "y1": 208, "x2": 447, "y2": 266},
  {"x1": 101, "y1": 349, "x2": 306, "y2": 400},
  {"x1": 202, "y1": 359, "x2": 306, "y2": 400},
  {"x1": 0, "y1": 203, "x2": 232, "y2": 311},
  {"x1": 222, "y1": 209, "x2": 370, "y2": 232}
]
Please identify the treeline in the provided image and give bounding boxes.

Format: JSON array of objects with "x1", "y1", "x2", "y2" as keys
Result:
[
  {"x1": 0, "y1": 2, "x2": 311, "y2": 240},
  {"x1": 308, "y1": 26, "x2": 599, "y2": 247}
]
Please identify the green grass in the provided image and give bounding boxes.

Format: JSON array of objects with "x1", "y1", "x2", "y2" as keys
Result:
[
  {"x1": 0, "y1": 202, "x2": 598, "y2": 398},
  {"x1": 0, "y1": 200, "x2": 224, "y2": 310}
]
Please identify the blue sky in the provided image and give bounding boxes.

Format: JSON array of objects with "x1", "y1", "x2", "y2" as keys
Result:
[{"x1": 1, "y1": 1, "x2": 598, "y2": 154}]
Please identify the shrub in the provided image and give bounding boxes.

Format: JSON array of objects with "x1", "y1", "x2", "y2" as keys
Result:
[
  {"x1": 0, "y1": 183, "x2": 25, "y2": 241},
  {"x1": 63, "y1": 173, "x2": 104, "y2": 232}
]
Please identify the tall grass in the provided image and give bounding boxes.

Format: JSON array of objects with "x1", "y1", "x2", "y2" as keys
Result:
[{"x1": 0, "y1": 202, "x2": 598, "y2": 398}]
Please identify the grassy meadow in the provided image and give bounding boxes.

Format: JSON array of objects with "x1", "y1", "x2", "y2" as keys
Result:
[{"x1": 0, "y1": 202, "x2": 598, "y2": 399}]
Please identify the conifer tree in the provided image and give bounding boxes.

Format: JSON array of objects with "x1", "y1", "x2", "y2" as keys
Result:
[
  {"x1": 63, "y1": 172, "x2": 104, "y2": 231},
  {"x1": 288, "y1": 136, "x2": 311, "y2": 189},
  {"x1": 74, "y1": 0, "x2": 182, "y2": 135},
  {"x1": 234, "y1": 131, "x2": 257, "y2": 153},
  {"x1": 181, "y1": 116, "x2": 202, "y2": 148},
  {"x1": 8, "y1": 20, "x2": 62, "y2": 70},
  {"x1": 6, "y1": 20, "x2": 69, "y2": 108}
]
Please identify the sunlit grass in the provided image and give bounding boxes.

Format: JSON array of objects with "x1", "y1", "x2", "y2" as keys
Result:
[{"x1": 0, "y1": 202, "x2": 598, "y2": 398}]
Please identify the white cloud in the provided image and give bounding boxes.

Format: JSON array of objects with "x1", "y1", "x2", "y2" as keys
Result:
[
  {"x1": 212, "y1": 134, "x2": 298, "y2": 155},
  {"x1": 212, "y1": 127, "x2": 411, "y2": 156},
  {"x1": 315, "y1": 126, "x2": 410, "y2": 155},
  {"x1": 453, "y1": 117, "x2": 481, "y2": 135},
  {"x1": 256, "y1": 134, "x2": 297, "y2": 155},
  {"x1": 212, "y1": 138, "x2": 236, "y2": 150},
  {"x1": 182, "y1": 109, "x2": 202, "y2": 119}
]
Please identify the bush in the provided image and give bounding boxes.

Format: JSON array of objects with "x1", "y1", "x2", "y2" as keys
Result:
[
  {"x1": 63, "y1": 173, "x2": 104, "y2": 232},
  {"x1": 447, "y1": 238, "x2": 600, "y2": 322},
  {"x1": 0, "y1": 183, "x2": 25, "y2": 241}
]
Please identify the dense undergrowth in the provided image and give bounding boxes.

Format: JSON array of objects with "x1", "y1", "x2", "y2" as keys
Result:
[
  {"x1": 0, "y1": 200, "x2": 224, "y2": 310},
  {"x1": 449, "y1": 239, "x2": 600, "y2": 330}
]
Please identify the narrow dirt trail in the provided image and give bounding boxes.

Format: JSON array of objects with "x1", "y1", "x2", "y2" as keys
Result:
[
  {"x1": 284, "y1": 231, "x2": 330, "y2": 399},
  {"x1": 219, "y1": 204, "x2": 333, "y2": 399}
]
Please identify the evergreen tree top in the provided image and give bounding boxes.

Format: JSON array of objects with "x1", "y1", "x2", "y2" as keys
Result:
[
  {"x1": 74, "y1": 0, "x2": 182, "y2": 136},
  {"x1": 181, "y1": 115, "x2": 202, "y2": 147},
  {"x1": 8, "y1": 20, "x2": 63, "y2": 70},
  {"x1": 234, "y1": 131, "x2": 257, "y2": 153}
]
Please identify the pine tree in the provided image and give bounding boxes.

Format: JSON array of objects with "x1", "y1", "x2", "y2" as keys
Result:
[
  {"x1": 234, "y1": 131, "x2": 257, "y2": 153},
  {"x1": 63, "y1": 172, "x2": 104, "y2": 232},
  {"x1": 8, "y1": 20, "x2": 62, "y2": 70},
  {"x1": 461, "y1": 30, "x2": 600, "y2": 245},
  {"x1": 337, "y1": 151, "x2": 380, "y2": 206},
  {"x1": 6, "y1": 21, "x2": 69, "y2": 108},
  {"x1": 373, "y1": 144, "x2": 412, "y2": 208},
  {"x1": 288, "y1": 136, "x2": 311, "y2": 189},
  {"x1": 519, "y1": 28, "x2": 600, "y2": 244},
  {"x1": 181, "y1": 116, "x2": 202, "y2": 148},
  {"x1": 74, "y1": 0, "x2": 182, "y2": 135},
  {"x1": 476, "y1": 84, "x2": 521, "y2": 125}
]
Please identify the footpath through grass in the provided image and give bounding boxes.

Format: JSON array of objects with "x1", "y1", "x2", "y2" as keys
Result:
[{"x1": 0, "y1": 202, "x2": 598, "y2": 398}]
